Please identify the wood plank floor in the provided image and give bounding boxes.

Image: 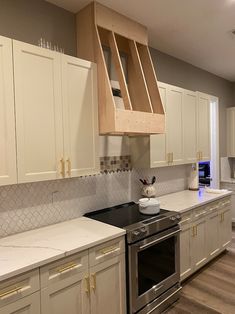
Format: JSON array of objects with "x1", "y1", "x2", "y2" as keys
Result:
[{"x1": 165, "y1": 228, "x2": 235, "y2": 314}]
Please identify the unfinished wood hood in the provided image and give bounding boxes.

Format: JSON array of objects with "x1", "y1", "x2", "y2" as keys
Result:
[{"x1": 76, "y1": 2, "x2": 165, "y2": 135}]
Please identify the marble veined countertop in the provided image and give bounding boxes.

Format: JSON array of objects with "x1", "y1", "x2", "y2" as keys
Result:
[
  {"x1": 158, "y1": 189, "x2": 232, "y2": 213},
  {"x1": 0, "y1": 217, "x2": 125, "y2": 282}
]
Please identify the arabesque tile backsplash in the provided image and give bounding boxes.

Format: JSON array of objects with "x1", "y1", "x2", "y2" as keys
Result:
[{"x1": 0, "y1": 164, "x2": 190, "y2": 238}]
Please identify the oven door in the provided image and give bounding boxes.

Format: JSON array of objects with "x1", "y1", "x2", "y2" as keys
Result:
[{"x1": 128, "y1": 225, "x2": 180, "y2": 314}]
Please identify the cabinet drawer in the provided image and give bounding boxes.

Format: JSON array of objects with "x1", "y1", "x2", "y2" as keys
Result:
[
  {"x1": 89, "y1": 237, "x2": 125, "y2": 267},
  {"x1": 218, "y1": 197, "x2": 231, "y2": 209},
  {"x1": 193, "y1": 205, "x2": 208, "y2": 220},
  {"x1": 0, "y1": 270, "x2": 39, "y2": 308},
  {"x1": 179, "y1": 211, "x2": 192, "y2": 226},
  {"x1": 40, "y1": 250, "x2": 88, "y2": 288}
]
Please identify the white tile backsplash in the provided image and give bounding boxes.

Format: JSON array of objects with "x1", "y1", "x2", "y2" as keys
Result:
[{"x1": 0, "y1": 165, "x2": 189, "y2": 238}]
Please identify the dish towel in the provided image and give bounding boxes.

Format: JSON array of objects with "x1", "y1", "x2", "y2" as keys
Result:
[{"x1": 205, "y1": 187, "x2": 228, "y2": 194}]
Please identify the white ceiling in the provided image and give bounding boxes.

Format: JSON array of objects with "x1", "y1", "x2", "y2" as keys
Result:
[{"x1": 46, "y1": 0, "x2": 235, "y2": 81}]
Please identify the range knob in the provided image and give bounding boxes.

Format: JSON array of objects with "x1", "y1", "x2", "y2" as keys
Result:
[{"x1": 132, "y1": 230, "x2": 140, "y2": 236}]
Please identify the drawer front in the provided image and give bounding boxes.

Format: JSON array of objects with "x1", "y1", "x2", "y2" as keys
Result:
[
  {"x1": 218, "y1": 197, "x2": 231, "y2": 209},
  {"x1": 193, "y1": 205, "x2": 208, "y2": 220},
  {"x1": 205, "y1": 200, "x2": 220, "y2": 214},
  {"x1": 0, "y1": 270, "x2": 39, "y2": 308},
  {"x1": 179, "y1": 211, "x2": 192, "y2": 226},
  {"x1": 89, "y1": 237, "x2": 125, "y2": 267},
  {"x1": 40, "y1": 250, "x2": 88, "y2": 288}
]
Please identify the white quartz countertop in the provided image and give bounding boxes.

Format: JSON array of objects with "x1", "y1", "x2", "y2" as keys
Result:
[
  {"x1": 158, "y1": 189, "x2": 232, "y2": 213},
  {"x1": 0, "y1": 217, "x2": 125, "y2": 282}
]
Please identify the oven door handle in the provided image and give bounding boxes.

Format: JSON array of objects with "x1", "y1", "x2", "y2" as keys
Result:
[{"x1": 138, "y1": 229, "x2": 181, "y2": 251}]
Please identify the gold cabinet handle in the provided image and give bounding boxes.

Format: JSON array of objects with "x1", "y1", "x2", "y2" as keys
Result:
[
  {"x1": 167, "y1": 153, "x2": 171, "y2": 164},
  {"x1": 100, "y1": 246, "x2": 119, "y2": 255},
  {"x1": 197, "y1": 151, "x2": 200, "y2": 161},
  {"x1": 0, "y1": 286, "x2": 23, "y2": 298},
  {"x1": 171, "y1": 152, "x2": 173, "y2": 163},
  {"x1": 57, "y1": 262, "x2": 77, "y2": 274},
  {"x1": 66, "y1": 158, "x2": 71, "y2": 177},
  {"x1": 200, "y1": 151, "x2": 203, "y2": 160},
  {"x1": 195, "y1": 225, "x2": 197, "y2": 236},
  {"x1": 91, "y1": 273, "x2": 96, "y2": 292},
  {"x1": 222, "y1": 212, "x2": 224, "y2": 222},
  {"x1": 60, "y1": 158, "x2": 65, "y2": 178},
  {"x1": 220, "y1": 213, "x2": 223, "y2": 223},
  {"x1": 192, "y1": 226, "x2": 195, "y2": 237},
  {"x1": 84, "y1": 276, "x2": 90, "y2": 296}
]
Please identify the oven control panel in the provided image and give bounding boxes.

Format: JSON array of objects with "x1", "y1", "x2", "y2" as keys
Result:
[{"x1": 131, "y1": 227, "x2": 147, "y2": 241}]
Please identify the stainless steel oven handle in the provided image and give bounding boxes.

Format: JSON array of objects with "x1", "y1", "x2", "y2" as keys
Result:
[
  {"x1": 152, "y1": 284, "x2": 163, "y2": 292},
  {"x1": 139, "y1": 229, "x2": 180, "y2": 250}
]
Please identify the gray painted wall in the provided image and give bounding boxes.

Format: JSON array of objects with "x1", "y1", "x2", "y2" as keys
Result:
[
  {"x1": 0, "y1": 0, "x2": 233, "y2": 157},
  {"x1": 0, "y1": 0, "x2": 76, "y2": 56}
]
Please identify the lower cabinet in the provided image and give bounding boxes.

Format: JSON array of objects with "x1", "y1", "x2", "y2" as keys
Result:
[
  {"x1": 41, "y1": 271, "x2": 89, "y2": 314},
  {"x1": 180, "y1": 197, "x2": 232, "y2": 282},
  {"x1": 191, "y1": 217, "x2": 207, "y2": 271},
  {"x1": 0, "y1": 292, "x2": 40, "y2": 314},
  {"x1": 0, "y1": 236, "x2": 126, "y2": 314},
  {"x1": 90, "y1": 255, "x2": 126, "y2": 314}
]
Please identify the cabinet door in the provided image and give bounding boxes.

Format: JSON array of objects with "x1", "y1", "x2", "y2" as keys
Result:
[
  {"x1": 41, "y1": 272, "x2": 89, "y2": 314},
  {"x1": 90, "y1": 254, "x2": 126, "y2": 314},
  {"x1": 180, "y1": 222, "x2": 193, "y2": 281},
  {"x1": 166, "y1": 85, "x2": 184, "y2": 165},
  {"x1": 197, "y1": 92, "x2": 211, "y2": 161},
  {"x1": 183, "y1": 90, "x2": 197, "y2": 163},
  {"x1": 62, "y1": 55, "x2": 99, "y2": 177},
  {"x1": 0, "y1": 292, "x2": 40, "y2": 314},
  {"x1": 0, "y1": 36, "x2": 17, "y2": 186},
  {"x1": 13, "y1": 40, "x2": 64, "y2": 183},
  {"x1": 191, "y1": 218, "x2": 207, "y2": 270},
  {"x1": 219, "y1": 208, "x2": 232, "y2": 248},
  {"x1": 227, "y1": 108, "x2": 235, "y2": 157},
  {"x1": 206, "y1": 211, "x2": 220, "y2": 259},
  {"x1": 150, "y1": 82, "x2": 168, "y2": 167}
]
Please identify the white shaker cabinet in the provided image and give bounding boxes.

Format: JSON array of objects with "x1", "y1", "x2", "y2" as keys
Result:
[
  {"x1": 13, "y1": 40, "x2": 64, "y2": 183},
  {"x1": 197, "y1": 92, "x2": 211, "y2": 161},
  {"x1": 183, "y1": 90, "x2": 197, "y2": 163},
  {"x1": 150, "y1": 82, "x2": 168, "y2": 167},
  {"x1": 0, "y1": 293, "x2": 40, "y2": 314},
  {"x1": 13, "y1": 40, "x2": 99, "y2": 183},
  {"x1": 90, "y1": 255, "x2": 126, "y2": 314},
  {"x1": 0, "y1": 36, "x2": 17, "y2": 186},
  {"x1": 166, "y1": 85, "x2": 184, "y2": 165},
  {"x1": 61, "y1": 55, "x2": 99, "y2": 177},
  {"x1": 227, "y1": 107, "x2": 235, "y2": 157}
]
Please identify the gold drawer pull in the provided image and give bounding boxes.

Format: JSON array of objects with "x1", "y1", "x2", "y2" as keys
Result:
[
  {"x1": 0, "y1": 286, "x2": 23, "y2": 298},
  {"x1": 180, "y1": 217, "x2": 190, "y2": 224},
  {"x1": 209, "y1": 206, "x2": 218, "y2": 211},
  {"x1": 195, "y1": 211, "x2": 207, "y2": 217},
  {"x1": 67, "y1": 158, "x2": 71, "y2": 177},
  {"x1": 192, "y1": 226, "x2": 195, "y2": 237},
  {"x1": 91, "y1": 273, "x2": 96, "y2": 292},
  {"x1": 57, "y1": 262, "x2": 77, "y2": 273},
  {"x1": 60, "y1": 158, "x2": 65, "y2": 178},
  {"x1": 84, "y1": 276, "x2": 90, "y2": 295},
  {"x1": 222, "y1": 201, "x2": 230, "y2": 206},
  {"x1": 100, "y1": 246, "x2": 119, "y2": 255}
]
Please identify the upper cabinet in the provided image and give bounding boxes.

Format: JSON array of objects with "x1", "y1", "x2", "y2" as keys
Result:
[
  {"x1": 13, "y1": 41, "x2": 64, "y2": 183},
  {"x1": 76, "y1": 2, "x2": 165, "y2": 135},
  {"x1": 227, "y1": 107, "x2": 235, "y2": 157},
  {"x1": 166, "y1": 85, "x2": 184, "y2": 165},
  {"x1": 197, "y1": 92, "x2": 211, "y2": 161},
  {"x1": 131, "y1": 83, "x2": 211, "y2": 168},
  {"x1": 0, "y1": 36, "x2": 17, "y2": 186},
  {"x1": 183, "y1": 90, "x2": 197, "y2": 164},
  {"x1": 61, "y1": 55, "x2": 99, "y2": 177},
  {"x1": 0, "y1": 38, "x2": 99, "y2": 186}
]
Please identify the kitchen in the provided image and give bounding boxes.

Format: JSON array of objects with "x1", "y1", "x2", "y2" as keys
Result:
[{"x1": 0, "y1": 0, "x2": 234, "y2": 314}]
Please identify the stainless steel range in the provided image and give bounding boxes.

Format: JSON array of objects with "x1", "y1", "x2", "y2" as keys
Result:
[{"x1": 85, "y1": 202, "x2": 181, "y2": 314}]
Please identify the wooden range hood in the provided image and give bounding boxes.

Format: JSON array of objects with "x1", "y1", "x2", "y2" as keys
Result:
[{"x1": 76, "y1": 2, "x2": 165, "y2": 135}]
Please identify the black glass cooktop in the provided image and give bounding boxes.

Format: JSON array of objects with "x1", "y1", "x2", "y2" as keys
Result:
[{"x1": 85, "y1": 202, "x2": 169, "y2": 228}]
